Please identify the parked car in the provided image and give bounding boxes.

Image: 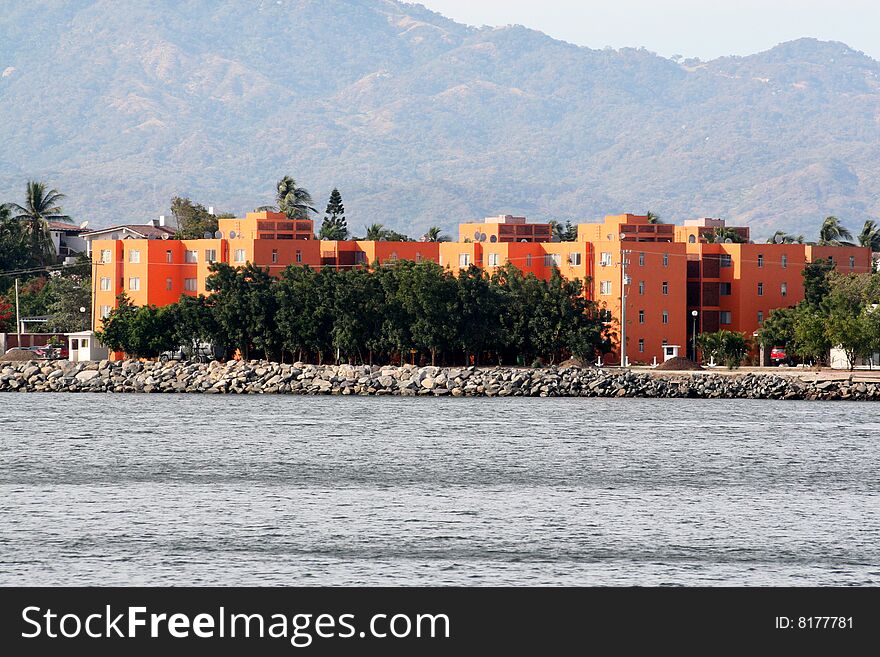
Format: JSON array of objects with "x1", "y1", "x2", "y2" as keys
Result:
[{"x1": 159, "y1": 344, "x2": 219, "y2": 363}]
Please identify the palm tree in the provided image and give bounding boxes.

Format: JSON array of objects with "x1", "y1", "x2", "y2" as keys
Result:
[
  {"x1": 857, "y1": 219, "x2": 880, "y2": 252},
  {"x1": 704, "y1": 227, "x2": 746, "y2": 244},
  {"x1": 646, "y1": 211, "x2": 662, "y2": 224},
  {"x1": 422, "y1": 226, "x2": 449, "y2": 242},
  {"x1": 818, "y1": 216, "x2": 853, "y2": 246},
  {"x1": 275, "y1": 176, "x2": 316, "y2": 221},
  {"x1": 766, "y1": 230, "x2": 805, "y2": 244},
  {"x1": 364, "y1": 223, "x2": 386, "y2": 241},
  {"x1": 7, "y1": 181, "x2": 70, "y2": 265}
]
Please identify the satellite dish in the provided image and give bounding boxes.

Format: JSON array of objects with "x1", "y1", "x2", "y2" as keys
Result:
[
  {"x1": 214, "y1": 230, "x2": 223, "y2": 239},
  {"x1": 474, "y1": 230, "x2": 481, "y2": 241},
  {"x1": 79, "y1": 220, "x2": 89, "y2": 229},
  {"x1": 489, "y1": 235, "x2": 497, "y2": 243},
  {"x1": 724, "y1": 238, "x2": 733, "y2": 244},
  {"x1": 619, "y1": 232, "x2": 626, "y2": 241},
  {"x1": 606, "y1": 234, "x2": 613, "y2": 241},
  {"x1": 229, "y1": 230, "x2": 237, "y2": 239},
  {"x1": 161, "y1": 233, "x2": 170, "y2": 240},
  {"x1": 203, "y1": 231, "x2": 212, "y2": 239},
  {"x1": 520, "y1": 239, "x2": 528, "y2": 243},
  {"x1": 479, "y1": 233, "x2": 487, "y2": 242}
]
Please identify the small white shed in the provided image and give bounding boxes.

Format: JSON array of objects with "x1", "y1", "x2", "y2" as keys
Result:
[
  {"x1": 662, "y1": 345, "x2": 681, "y2": 362},
  {"x1": 66, "y1": 331, "x2": 108, "y2": 362}
]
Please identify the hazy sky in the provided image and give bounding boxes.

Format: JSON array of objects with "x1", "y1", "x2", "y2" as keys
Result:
[{"x1": 419, "y1": 0, "x2": 880, "y2": 61}]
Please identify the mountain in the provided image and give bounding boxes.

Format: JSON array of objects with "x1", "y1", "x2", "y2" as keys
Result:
[{"x1": 1, "y1": 0, "x2": 879, "y2": 240}]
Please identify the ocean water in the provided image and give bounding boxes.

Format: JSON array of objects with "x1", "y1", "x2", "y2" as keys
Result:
[{"x1": 0, "y1": 394, "x2": 877, "y2": 586}]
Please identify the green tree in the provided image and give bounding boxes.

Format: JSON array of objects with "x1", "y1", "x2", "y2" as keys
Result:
[
  {"x1": 767, "y1": 230, "x2": 804, "y2": 244},
  {"x1": 757, "y1": 306, "x2": 798, "y2": 351},
  {"x1": 96, "y1": 293, "x2": 138, "y2": 353},
  {"x1": 646, "y1": 211, "x2": 662, "y2": 224},
  {"x1": 276, "y1": 265, "x2": 335, "y2": 363},
  {"x1": 396, "y1": 261, "x2": 458, "y2": 366},
  {"x1": 697, "y1": 330, "x2": 749, "y2": 368},
  {"x1": 793, "y1": 307, "x2": 832, "y2": 365},
  {"x1": 422, "y1": 226, "x2": 449, "y2": 242},
  {"x1": 276, "y1": 176, "x2": 316, "y2": 221},
  {"x1": 857, "y1": 219, "x2": 880, "y2": 252},
  {"x1": 364, "y1": 223, "x2": 385, "y2": 241},
  {"x1": 7, "y1": 181, "x2": 70, "y2": 266},
  {"x1": 455, "y1": 265, "x2": 502, "y2": 364},
  {"x1": 205, "y1": 262, "x2": 252, "y2": 359},
  {"x1": 818, "y1": 216, "x2": 853, "y2": 246},
  {"x1": 43, "y1": 275, "x2": 91, "y2": 332},
  {"x1": 332, "y1": 267, "x2": 385, "y2": 363},
  {"x1": 0, "y1": 203, "x2": 31, "y2": 276},
  {"x1": 171, "y1": 197, "x2": 218, "y2": 239},
  {"x1": 172, "y1": 294, "x2": 219, "y2": 357},
  {"x1": 318, "y1": 188, "x2": 348, "y2": 240},
  {"x1": 802, "y1": 257, "x2": 835, "y2": 307},
  {"x1": 704, "y1": 227, "x2": 747, "y2": 244}
]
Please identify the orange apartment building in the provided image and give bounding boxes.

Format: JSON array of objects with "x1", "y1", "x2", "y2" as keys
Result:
[{"x1": 91, "y1": 210, "x2": 872, "y2": 365}]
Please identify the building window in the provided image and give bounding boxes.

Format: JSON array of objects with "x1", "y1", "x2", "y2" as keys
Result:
[
  {"x1": 720, "y1": 282, "x2": 732, "y2": 296},
  {"x1": 296, "y1": 250, "x2": 302, "y2": 264},
  {"x1": 662, "y1": 253, "x2": 669, "y2": 267},
  {"x1": 488, "y1": 253, "x2": 499, "y2": 267},
  {"x1": 166, "y1": 250, "x2": 173, "y2": 263},
  {"x1": 526, "y1": 254, "x2": 532, "y2": 267},
  {"x1": 662, "y1": 310, "x2": 669, "y2": 324},
  {"x1": 544, "y1": 253, "x2": 561, "y2": 267},
  {"x1": 569, "y1": 252, "x2": 581, "y2": 266},
  {"x1": 638, "y1": 281, "x2": 645, "y2": 295},
  {"x1": 166, "y1": 277, "x2": 173, "y2": 291},
  {"x1": 389, "y1": 251, "x2": 399, "y2": 262},
  {"x1": 128, "y1": 249, "x2": 140, "y2": 263},
  {"x1": 757, "y1": 282, "x2": 764, "y2": 296},
  {"x1": 638, "y1": 338, "x2": 645, "y2": 352},
  {"x1": 720, "y1": 311, "x2": 732, "y2": 325},
  {"x1": 100, "y1": 277, "x2": 111, "y2": 291},
  {"x1": 185, "y1": 250, "x2": 198, "y2": 263},
  {"x1": 205, "y1": 249, "x2": 217, "y2": 263},
  {"x1": 638, "y1": 310, "x2": 645, "y2": 324},
  {"x1": 758, "y1": 311, "x2": 764, "y2": 325},
  {"x1": 271, "y1": 249, "x2": 278, "y2": 264},
  {"x1": 100, "y1": 305, "x2": 111, "y2": 318},
  {"x1": 600, "y1": 252, "x2": 613, "y2": 266},
  {"x1": 639, "y1": 252, "x2": 645, "y2": 266},
  {"x1": 757, "y1": 254, "x2": 764, "y2": 268},
  {"x1": 662, "y1": 281, "x2": 669, "y2": 295},
  {"x1": 459, "y1": 253, "x2": 470, "y2": 267},
  {"x1": 416, "y1": 252, "x2": 423, "y2": 263},
  {"x1": 720, "y1": 254, "x2": 732, "y2": 268},
  {"x1": 81, "y1": 339, "x2": 89, "y2": 349},
  {"x1": 600, "y1": 280, "x2": 612, "y2": 295},
  {"x1": 234, "y1": 249, "x2": 246, "y2": 263},
  {"x1": 100, "y1": 249, "x2": 112, "y2": 263},
  {"x1": 781, "y1": 282, "x2": 787, "y2": 297},
  {"x1": 129, "y1": 277, "x2": 140, "y2": 291},
  {"x1": 850, "y1": 256, "x2": 856, "y2": 269},
  {"x1": 184, "y1": 278, "x2": 197, "y2": 292},
  {"x1": 781, "y1": 254, "x2": 787, "y2": 269},
  {"x1": 662, "y1": 339, "x2": 668, "y2": 347},
  {"x1": 829, "y1": 256, "x2": 835, "y2": 265}
]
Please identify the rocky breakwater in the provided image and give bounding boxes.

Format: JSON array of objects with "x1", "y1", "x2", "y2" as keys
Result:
[{"x1": 0, "y1": 359, "x2": 878, "y2": 400}]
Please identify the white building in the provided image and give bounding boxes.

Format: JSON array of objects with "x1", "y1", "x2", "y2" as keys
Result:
[{"x1": 65, "y1": 331, "x2": 108, "y2": 362}]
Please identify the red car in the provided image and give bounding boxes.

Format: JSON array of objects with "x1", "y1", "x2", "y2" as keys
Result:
[{"x1": 770, "y1": 347, "x2": 786, "y2": 361}]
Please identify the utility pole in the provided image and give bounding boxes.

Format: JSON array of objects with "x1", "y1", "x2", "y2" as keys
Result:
[
  {"x1": 619, "y1": 235, "x2": 631, "y2": 367},
  {"x1": 14, "y1": 278, "x2": 21, "y2": 347}
]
